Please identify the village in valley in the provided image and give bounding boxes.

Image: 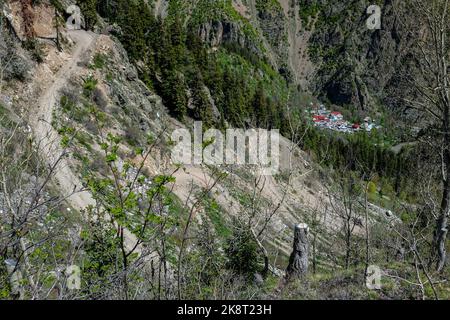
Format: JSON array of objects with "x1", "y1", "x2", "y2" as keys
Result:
[{"x1": 307, "y1": 103, "x2": 382, "y2": 134}]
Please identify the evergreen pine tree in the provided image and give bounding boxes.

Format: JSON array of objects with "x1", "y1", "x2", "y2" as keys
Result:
[{"x1": 190, "y1": 72, "x2": 214, "y2": 127}]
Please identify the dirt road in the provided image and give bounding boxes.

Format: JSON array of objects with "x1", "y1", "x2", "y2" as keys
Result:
[
  {"x1": 32, "y1": 30, "x2": 97, "y2": 210},
  {"x1": 30, "y1": 30, "x2": 144, "y2": 252}
]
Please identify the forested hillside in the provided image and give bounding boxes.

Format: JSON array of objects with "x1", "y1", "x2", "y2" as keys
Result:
[{"x1": 82, "y1": 0, "x2": 417, "y2": 188}]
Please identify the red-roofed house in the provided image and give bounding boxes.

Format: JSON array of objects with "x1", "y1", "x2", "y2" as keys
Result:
[{"x1": 313, "y1": 115, "x2": 328, "y2": 122}]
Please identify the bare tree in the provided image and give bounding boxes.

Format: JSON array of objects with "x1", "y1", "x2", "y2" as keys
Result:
[
  {"x1": 0, "y1": 109, "x2": 86, "y2": 299},
  {"x1": 405, "y1": 0, "x2": 450, "y2": 271},
  {"x1": 386, "y1": 202, "x2": 440, "y2": 300},
  {"x1": 327, "y1": 171, "x2": 363, "y2": 270},
  {"x1": 176, "y1": 166, "x2": 224, "y2": 300}
]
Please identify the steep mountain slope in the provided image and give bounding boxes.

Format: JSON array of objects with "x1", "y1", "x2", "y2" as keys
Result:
[
  {"x1": 206, "y1": 0, "x2": 418, "y2": 119},
  {"x1": 158, "y1": 0, "x2": 416, "y2": 118},
  {"x1": 2, "y1": 0, "x2": 333, "y2": 272},
  {"x1": 1, "y1": 0, "x2": 386, "y2": 272},
  {"x1": 2, "y1": 0, "x2": 448, "y2": 301}
]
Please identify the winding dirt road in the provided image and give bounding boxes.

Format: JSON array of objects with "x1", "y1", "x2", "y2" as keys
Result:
[
  {"x1": 32, "y1": 30, "x2": 97, "y2": 210},
  {"x1": 30, "y1": 30, "x2": 144, "y2": 252}
]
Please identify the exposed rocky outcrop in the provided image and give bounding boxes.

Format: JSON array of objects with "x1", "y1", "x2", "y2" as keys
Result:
[
  {"x1": 199, "y1": 20, "x2": 239, "y2": 48},
  {"x1": 197, "y1": 19, "x2": 264, "y2": 59},
  {"x1": 0, "y1": 19, "x2": 31, "y2": 81},
  {"x1": 305, "y1": 0, "x2": 418, "y2": 116},
  {"x1": 194, "y1": 0, "x2": 422, "y2": 116},
  {"x1": 255, "y1": 1, "x2": 288, "y2": 65},
  {"x1": 3, "y1": 0, "x2": 56, "y2": 40}
]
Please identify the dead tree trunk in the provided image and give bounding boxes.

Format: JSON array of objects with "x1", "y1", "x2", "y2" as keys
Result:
[
  {"x1": 286, "y1": 224, "x2": 309, "y2": 280},
  {"x1": 435, "y1": 142, "x2": 450, "y2": 271}
]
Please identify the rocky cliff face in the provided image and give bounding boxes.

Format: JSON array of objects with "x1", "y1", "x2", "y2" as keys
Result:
[
  {"x1": 198, "y1": 19, "x2": 261, "y2": 55},
  {"x1": 300, "y1": 0, "x2": 417, "y2": 117},
  {"x1": 179, "y1": 0, "x2": 417, "y2": 117},
  {"x1": 167, "y1": 0, "x2": 305, "y2": 84}
]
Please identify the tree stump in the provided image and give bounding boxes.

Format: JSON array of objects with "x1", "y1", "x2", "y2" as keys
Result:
[{"x1": 286, "y1": 223, "x2": 309, "y2": 280}]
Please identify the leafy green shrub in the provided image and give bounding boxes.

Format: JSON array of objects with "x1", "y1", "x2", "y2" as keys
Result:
[
  {"x1": 367, "y1": 181, "x2": 377, "y2": 194},
  {"x1": 83, "y1": 75, "x2": 98, "y2": 97},
  {"x1": 91, "y1": 53, "x2": 107, "y2": 69},
  {"x1": 60, "y1": 95, "x2": 76, "y2": 113}
]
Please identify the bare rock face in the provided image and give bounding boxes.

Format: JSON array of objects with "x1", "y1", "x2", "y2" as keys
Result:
[
  {"x1": 198, "y1": 20, "x2": 226, "y2": 48},
  {"x1": 4, "y1": 0, "x2": 56, "y2": 41},
  {"x1": 0, "y1": 14, "x2": 32, "y2": 80},
  {"x1": 286, "y1": 223, "x2": 309, "y2": 280},
  {"x1": 204, "y1": 85, "x2": 221, "y2": 121},
  {"x1": 231, "y1": 0, "x2": 251, "y2": 19},
  {"x1": 305, "y1": 0, "x2": 418, "y2": 116},
  {"x1": 255, "y1": 1, "x2": 288, "y2": 66},
  {"x1": 197, "y1": 20, "x2": 262, "y2": 58}
]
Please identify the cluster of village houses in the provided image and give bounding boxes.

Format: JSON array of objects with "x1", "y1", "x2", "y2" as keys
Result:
[{"x1": 307, "y1": 104, "x2": 382, "y2": 134}]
